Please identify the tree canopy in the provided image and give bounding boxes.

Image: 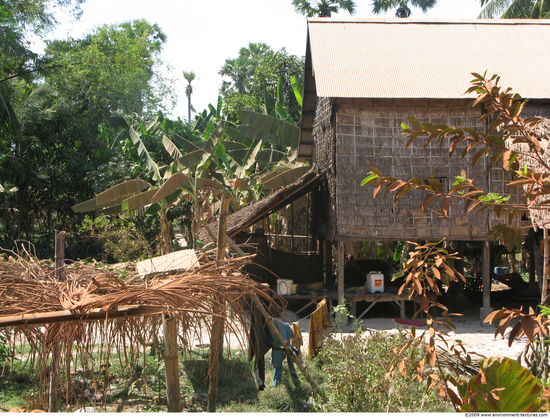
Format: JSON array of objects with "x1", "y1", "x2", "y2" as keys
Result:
[
  {"x1": 291, "y1": 0, "x2": 356, "y2": 17},
  {"x1": 219, "y1": 43, "x2": 304, "y2": 125},
  {"x1": 479, "y1": 0, "x2": 550, "y2": 18},
  {"x1": 0, "y1": 19, "x2": 173, "y2": 250},
  {"x1": 371, "y1": 0, "x2": 438, "y2": 17}
]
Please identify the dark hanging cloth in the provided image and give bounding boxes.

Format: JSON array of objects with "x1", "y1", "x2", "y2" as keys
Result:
[{"x1": 248, "y1": 299, "x2": 278, "y2": 391}]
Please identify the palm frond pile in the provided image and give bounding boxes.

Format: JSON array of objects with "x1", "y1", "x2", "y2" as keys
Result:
[{"x1": 0, "y1": 248, "x2": 283, "y2": 410}]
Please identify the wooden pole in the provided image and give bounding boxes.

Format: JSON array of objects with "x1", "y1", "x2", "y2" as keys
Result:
[
  {"x1": 48, "y1": 338, "x2": 61, "y2": 412},
  {"x1": 49, "y1": 231, "x2": 65, "y2": 412},
  {"x1": 481, "y1": 240, "x2": 493, "y2": 323},
  {"x1": 163, "y1": 314, "x2": 181, "y2": 412},
  {"x1": 54, "y1": 231, "x2": 65, "y2": 281},
  {"x1": 542, "y1": 229, "x2": 548, "y2": 306},
  {"x1": 336, "y1": 241, "x2": 346, "y2": 327},
  {"x1": 207, "y1": 195, "x2": 230, "y2": 412},
  {"x1": 250, "y1": 295, "x2": 328, "y2": 403},
  {"x1": 217, "y1": 196, "x2": 230, "y2": 261}
]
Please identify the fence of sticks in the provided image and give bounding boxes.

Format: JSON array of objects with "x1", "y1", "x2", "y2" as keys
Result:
[{"x1": 0, "y1": 244, "x2": 318, "y2": 412}]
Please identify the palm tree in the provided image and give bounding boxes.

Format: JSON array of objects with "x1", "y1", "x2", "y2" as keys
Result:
[
  {"x1": 478, "y1": 0, "x2": 550, "y2": 18},
  {"x1": 292, "y1": 0, "x2": 356, "y2": 17},
  {"x1": 371, "y1": 0, "x2": 438, "y2": 17},
  {"x1": 183, "y1": 71, "x2": 196, "y2": 123},
  {"x1": 219, "y1": 43, "x2": 273, "y2": 96}
]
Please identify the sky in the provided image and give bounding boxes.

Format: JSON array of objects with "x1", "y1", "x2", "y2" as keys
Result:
[{"x1": 41, "y1": 0, "x2": 484, "y2": 120}]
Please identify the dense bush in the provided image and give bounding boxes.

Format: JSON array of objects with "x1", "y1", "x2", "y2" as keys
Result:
[
  {"x1": 312, "y1": 331, "x2": 452, "y2": 412},
  {"x1": 67, "y1": 215, "x2": 152, "y2": 263}
]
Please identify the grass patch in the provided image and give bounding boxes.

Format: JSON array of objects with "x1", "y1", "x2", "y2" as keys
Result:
[{"x1": 0, "y1": 332, "x2": 453, "y2": 412}]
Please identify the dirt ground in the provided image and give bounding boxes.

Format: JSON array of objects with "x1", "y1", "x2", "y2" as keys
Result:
[{"x1": 216, "y1": 301, "x2": 528, "y2": 365}]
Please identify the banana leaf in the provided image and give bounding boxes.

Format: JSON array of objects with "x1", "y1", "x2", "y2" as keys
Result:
[
  {"x1": 237, "y1": 110, "x2": 299, "y2": 148},
  {"x1": 122, "y1": 188, "x2": 158, "y2": 211},
  {"x1": 262, "y1": 166, "x2": 310, "y2": 189},
  {"x1": 238, "y1": 125, "x2": 279, "y2": 144},
  {"x1": 151, "y1": 172, "x2": 190, "y2": 204},
  {"x1": 174, "y1": 149, "x2": 204, "y2": 171},
  {"x1": 291, "y1": 75, "x2": 303, "y2": 107},
  {"x1": 224, "y1": 125, "x2": 255, "y2": 147},
  {"x1": 220, "y1": 140, "x2": 248, "y2": 151},
  {"x1": 171, "y1": 133, "x2": 204, "y2": 153},
  {"x1": 214, "y1": 141, "x2": 233, "y2": 177},
  {"x1": 130, "y1": 126, "x2": 161, "y2": 181},
  {"x1": 71, "y1": 179, "x2": 151, "y2": 212},
  {"x1": 162, "y1": 135, "x2": 183, "y2": 160}
]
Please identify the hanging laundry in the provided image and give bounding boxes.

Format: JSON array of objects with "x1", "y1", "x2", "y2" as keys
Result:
[
  {"x1": 308, "y1": 299, "x2": 333, "y2": 358},
  {"x1": 270, "y1": 318, "x2": 299, "y2": 387},
  {"x1": 248, "y1": 300, "x2": 277, "y2": 391}
]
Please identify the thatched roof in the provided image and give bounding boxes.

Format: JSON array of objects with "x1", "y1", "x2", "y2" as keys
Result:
[{"x1": 199, "y1": 168, "x2": 320, "y2": 244}]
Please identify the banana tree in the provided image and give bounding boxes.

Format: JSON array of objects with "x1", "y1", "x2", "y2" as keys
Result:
[{"x1": 73, "y1": 118, "x2": 227, "y2": 253}]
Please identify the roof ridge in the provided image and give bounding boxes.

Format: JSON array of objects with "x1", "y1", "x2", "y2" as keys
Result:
[{"x1": 307, "y1": 17, "x2": 550, "y2": 25}]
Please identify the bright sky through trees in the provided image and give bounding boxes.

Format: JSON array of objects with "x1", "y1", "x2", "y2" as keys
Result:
[{"x1": 36, "y1": 0, "x2": 483, "y2": 120}]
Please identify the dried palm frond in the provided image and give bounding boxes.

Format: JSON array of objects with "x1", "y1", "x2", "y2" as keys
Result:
[{"x1": 0, "y1": 249, "x2": 284, "y2": 410}]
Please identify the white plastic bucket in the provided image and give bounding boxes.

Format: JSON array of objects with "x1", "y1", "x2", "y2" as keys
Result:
[{"x1": 277, "y1": 279, "x2": 293, "y2": 295}]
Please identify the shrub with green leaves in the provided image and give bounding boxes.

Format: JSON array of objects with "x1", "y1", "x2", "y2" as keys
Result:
[
  {"x1": 70, "y1": 214, "x2": 151, "y2": 263},
  {"x1": 313, "y1": 331, "x2": 452, "y2": 412}
]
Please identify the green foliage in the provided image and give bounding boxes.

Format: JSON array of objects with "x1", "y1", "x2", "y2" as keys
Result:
[
  {"x1": 0, "y1": 19, "x2": 172, "y2": 258},
  {"x1": 44, "y1": 19, "x2": 170, "y2": 116},
  {"x1": 292, "y1": 0, "x2": 356, "y2": 17},
  {"x1": 72, "y1": 214, "x2": 150, "y2": 263},
  {"x1": 479, "y1": 0, "x2": 550, "y2": 18},
  {"x1": 458, "y1": 357, "x2": 545, "y2": 412},
  {"x1": 219, "y1": 44, "x2": 304, "y2": 125},
  {"x1": 371, "y1": 0, "x2": 437, "y2": 17},
  {"x1": 312, "y1": 331, "x2": 451, "y2": 412}
]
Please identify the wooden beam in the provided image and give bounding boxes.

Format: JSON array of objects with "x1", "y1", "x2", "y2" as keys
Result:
[{"x1": 0, "y1": 306, "x2": 165, "y2": 328}]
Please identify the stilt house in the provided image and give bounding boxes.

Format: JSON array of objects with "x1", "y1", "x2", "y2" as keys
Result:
[{"x1": 298, "y1": 18, "x2": 550, "y2": 317}]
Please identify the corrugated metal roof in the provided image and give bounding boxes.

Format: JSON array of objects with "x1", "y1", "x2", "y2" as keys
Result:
[{"x1": 307, "y1": 18, "x2": 550, "y2": 99}]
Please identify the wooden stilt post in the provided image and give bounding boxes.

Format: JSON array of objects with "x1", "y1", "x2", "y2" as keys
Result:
[
  {"x1": 336, "y1": 241, "x2": 346, "y2": 327},
  {"x1": 481, "y1": 240, "x2": 493, "y2": 323},
  {"x1": 251, "y1": 295, "x2": 328, "y2": 403},
  {"x1": 49, "y1": 231, "x2": 65, "y2": 412},
  {"x1": 207, "y1": 196, "x2": 229, "y2": 412},
  {"x1": 542, "y1": 229, "x2": 548, "y2": 306},
  {"x1": 163, "y1": 314, "x2": 181, "y2": 412}
]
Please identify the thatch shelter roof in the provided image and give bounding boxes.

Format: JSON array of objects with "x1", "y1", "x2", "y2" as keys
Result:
[{"x1": 199, "y1": 168, "x2": 320, "y2": 244}]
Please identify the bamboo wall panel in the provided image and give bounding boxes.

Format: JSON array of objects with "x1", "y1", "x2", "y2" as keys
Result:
[{"x1": 312, "y1": 97, "x2": 527, "y2": 242}]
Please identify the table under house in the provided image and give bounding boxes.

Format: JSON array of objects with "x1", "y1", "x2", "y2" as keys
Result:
[{"x1": 283, "y1": 290, "x2": 411, "y2": 320}]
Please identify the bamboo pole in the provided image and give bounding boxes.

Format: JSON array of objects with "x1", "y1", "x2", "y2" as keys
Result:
[
  {"x1": 48, "y1": 339, "x2": 61, "y2": 412},
  {"x1": 207, "y1": 196, "x2": 230, "y2": 412},
  {"x1": 49, "y1": 231, "x2": 65, "y2": 412},
  {"x1": 542, "y1": 229, "x2": 548, "y2": 306},
  {"x1": 54, "y1": 231, "x2": 65, "y2": 281},
  {"x1": 163, "y1": 314, "x2": 182, "y2": 412},
  {"x1": 250, "y1": 295, "x2": 328, "y2": 403}
]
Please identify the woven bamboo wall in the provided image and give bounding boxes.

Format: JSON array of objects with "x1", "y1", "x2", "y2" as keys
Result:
[{"x1": 311, "y1": 97, "x2": 526, "y2": 242}]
